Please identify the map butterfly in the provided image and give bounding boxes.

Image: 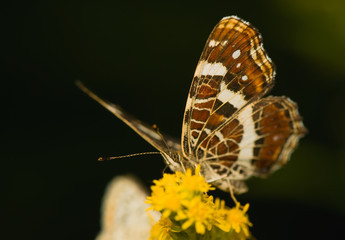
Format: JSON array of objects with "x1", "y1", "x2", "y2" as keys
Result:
[{"x1": 77, "y1": 16, "x2": 307, "y2": 194}]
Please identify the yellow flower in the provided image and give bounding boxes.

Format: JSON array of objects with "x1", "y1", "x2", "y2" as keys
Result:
[
  {"x1": 146, "y1": 182, "x2": 185, "y2": 218},
  {"x1": 146, "y1": 165, "x2": 253, "y2": 239},
  {"x1": 219, "y1": 202, "x2": 252, "y2": 236},
  {"x1": 176, "y1": 165, "x2": 214, "y2": 193},
  {"x1": 153, "y1": 173, "x2": 178, "y2": 188},
  {"x1": 146, "y1": 165, "x2": 212, "y2": 218},
  {"x1": 150, "y1": 217, "x2": 179, "y2": 240},
  {"x1": 175, "y1": 196, "x2": 214, "y2": 234}
]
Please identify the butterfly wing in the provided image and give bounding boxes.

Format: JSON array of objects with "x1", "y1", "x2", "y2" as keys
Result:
[
  {"x1": 182, "y1": 16, "x2": 275, "y2": 159},
  {"x1": 76, "y1": 81, "x2": 181, "y2": 153},
  {"x1": 181, "y1": 16, "x2": 306, "y2": 192},
  {"x1": 198, "y1": 97, "x2": 306, "y2": 181}
]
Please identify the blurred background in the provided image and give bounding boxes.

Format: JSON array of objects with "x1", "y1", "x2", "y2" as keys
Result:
[{"x1": 3, "y1": 0, "x2": 345, "y2": 239}]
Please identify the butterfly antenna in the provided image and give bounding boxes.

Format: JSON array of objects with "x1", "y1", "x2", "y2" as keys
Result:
[{"x1": 98, "y1": 152, "x2": 161, "y2": 161}]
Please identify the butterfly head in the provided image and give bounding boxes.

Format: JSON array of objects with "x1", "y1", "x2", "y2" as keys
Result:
[{"x1": 160, "y1": 151, "x2": 196, "y2": 173}]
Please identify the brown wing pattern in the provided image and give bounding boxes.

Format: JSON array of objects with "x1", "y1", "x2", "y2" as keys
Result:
[
  {"x1": 181, "y1": 17, "x2": 306, "y2": 189},
  {"x1": 182, "y1": 16, "x2": 276, "y2": 159},
  {"x1": 199, "y1": 97, "x2": 307, "y2": 180},
  {"x1": 251, "y1": 97, "x2": 307, "y2": 176}
]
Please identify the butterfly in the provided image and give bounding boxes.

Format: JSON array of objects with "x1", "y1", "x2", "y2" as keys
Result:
[{"x1": 77, "y1": 16, "x2": 307, "y2": 194}]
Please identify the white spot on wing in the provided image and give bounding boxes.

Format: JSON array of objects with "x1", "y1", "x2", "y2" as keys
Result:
[
  {"x1": 191, "y1": 119, "x2": 207, "y2": 124},
  {"x1": 217, "y1": 86, "x2": 246, "y2": 109},
  {"x1": 242, "y1": 75, "x2": 248, "y2": 81},
  {"x1": 209, "y1": 40, "x2": 219, "y2": 47},
  {"x1": 194, "y1": 98, "x2": 213, "y2": 104},
  {"x1": 236, "y1": 63, "x2": 241, "y2": 68},
  {"x1": 209, "y1": 40, "x2": 228, "y2": 47},
  {"x1": 195, "y1": 60, "x2": 227, "y2": 77},
  {"x1": 215, "y1": 131, "x2": 224, "y2": 141},
  {"x1": 232, "y1": 50, "x2": 241, "y2": 59},
  {"x1": 250, "y1": 39, "x2": 257, "y2": 60},
  {"x1": 237, "y1": 105, "x2": 257, "y2": 162}
]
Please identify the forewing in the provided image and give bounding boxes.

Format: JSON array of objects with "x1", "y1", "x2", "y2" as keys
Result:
[
  {"x1": 182, "y1": 16, "x2": 275, "y2": 158},
  {"x1": 199, "y1": 97, "x2": 307, "y2": 178},
  {"x1": 76, "y1": 81, "x2": 181, "y2": 152}
]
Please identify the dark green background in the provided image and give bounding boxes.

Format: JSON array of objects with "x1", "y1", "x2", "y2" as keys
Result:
[{"x1": 4, "y1": 0, "x2": 345, "y2": 239}]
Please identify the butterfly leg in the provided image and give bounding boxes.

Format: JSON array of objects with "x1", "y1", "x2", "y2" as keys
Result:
[{"x1": 226, "y1": 178, "x2": 239, "y2": 205}]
